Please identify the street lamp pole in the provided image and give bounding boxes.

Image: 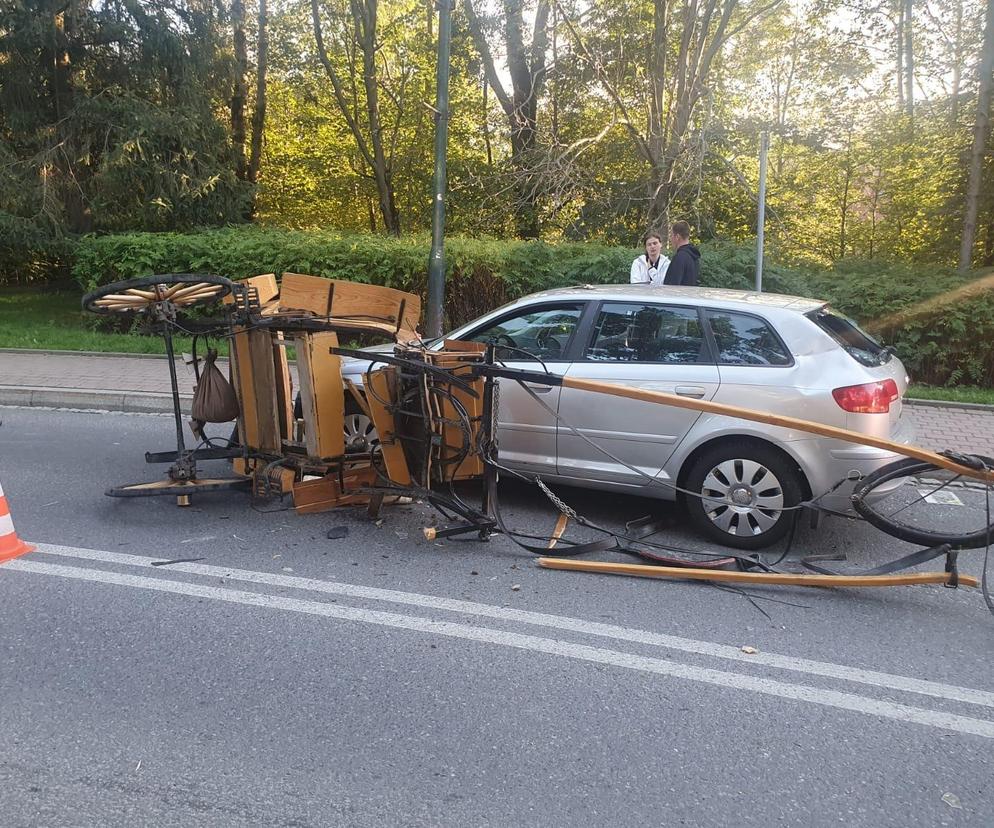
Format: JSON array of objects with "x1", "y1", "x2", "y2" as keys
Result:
[
  {"x1": 426, "y1": 0, "x2": 453, "y2": 339},
  {"x1": 755, "y1": 131, "x2": 769, "y2": 293}
]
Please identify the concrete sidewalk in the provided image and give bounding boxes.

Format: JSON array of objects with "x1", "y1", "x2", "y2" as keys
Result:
[{"x1": 2, "y1": 348, "x2": 993, "y2": 457}]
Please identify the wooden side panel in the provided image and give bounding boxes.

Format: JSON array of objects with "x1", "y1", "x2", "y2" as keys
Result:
[
  {"x1": 280, "y1": 273, "x2": 421, "y2": 338},
  {"x1": 294, "y1": 331, "x2": 345, "y2": 460},
  {"x1": 366, "y1": 367, "x2": 412, "y2": 486},
  {"x1": 230, "y1": 326, "x2": 282, "y2": 453},
  {"x1": 280, "y1": 272, "x2": 333, "y2": 316}
]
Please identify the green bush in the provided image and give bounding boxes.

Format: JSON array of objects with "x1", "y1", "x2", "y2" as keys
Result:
[
  {"x1": 72, "y1": 228, "x2": 993, "y2": 387},
  {"x1": 72, "y1": 227, "x2": 634, "y2": 328},
  {"x1": 800, "y1": 260, "x2": 994, "y2": 387}
]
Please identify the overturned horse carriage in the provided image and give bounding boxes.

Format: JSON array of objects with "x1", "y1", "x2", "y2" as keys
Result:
[
  {"x1": 83, "y1": 272, "x2": 994, "y2": 609},
  {"x1": 83, "y1": 272, "x2": 490, "y2": 523}
]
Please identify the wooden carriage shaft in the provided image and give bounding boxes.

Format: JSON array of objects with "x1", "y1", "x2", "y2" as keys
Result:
[
  {"x1": 537, "y1": 557, "x2": 980, "y2": 588},
  {"x1": 477, "y1": 367, "x2": 994, "y2": 484}
]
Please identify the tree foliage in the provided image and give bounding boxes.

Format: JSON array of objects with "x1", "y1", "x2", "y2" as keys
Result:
[{"x1": 2, "y1": 0, "x2": 993, "y2": 280}]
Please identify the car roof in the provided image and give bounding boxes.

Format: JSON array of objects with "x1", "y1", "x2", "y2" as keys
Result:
[{"x1": 516, "y1": 284, "x2": 826, "y2": 314}]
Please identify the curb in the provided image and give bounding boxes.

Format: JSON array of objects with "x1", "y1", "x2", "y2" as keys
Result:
[
  {"x1": 0, "y1": 386, "x2": 189, "y2": 414},
  {"x1": 0, "y1": 348, "x2": 171, "y2": 360},
  {"x1": 905, "y1": 398, "x2": 994, "y2": 413}
]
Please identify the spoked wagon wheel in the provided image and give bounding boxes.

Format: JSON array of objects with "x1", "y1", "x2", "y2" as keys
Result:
[
  {"x1": 82, "y1": 273, "x2": 234, "y2": 315},
  {"x1": 82, "y1": 273, "x2": 244, "y2": 507}
]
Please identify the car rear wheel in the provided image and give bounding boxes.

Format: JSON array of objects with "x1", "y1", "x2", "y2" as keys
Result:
[
  {"x1": 683, "y1": 443, "x2": 803, "y2": 550},
  {"x1": 344, "y1": 400, "x2": 379, "y2": 454}
]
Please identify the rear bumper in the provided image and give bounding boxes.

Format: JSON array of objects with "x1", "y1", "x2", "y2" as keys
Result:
[{"x1": 808, "y1": 415, "x2": 917, "y2": 512}]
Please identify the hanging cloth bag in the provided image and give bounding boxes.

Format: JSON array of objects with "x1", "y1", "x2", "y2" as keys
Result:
[{"x1": 191, "y1": 348, "x2": 241, "y2": 423}]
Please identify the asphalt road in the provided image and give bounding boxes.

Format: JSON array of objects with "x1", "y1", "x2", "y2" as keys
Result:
[{"x1": 1, "y1": 407, "x2": 992, "y2": 827}]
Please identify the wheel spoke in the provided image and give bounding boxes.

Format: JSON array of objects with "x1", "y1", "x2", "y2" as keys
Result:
[
  {"x1": 702, "y1": 471, "x2": 730, "y2": 496},
  {"x1": 708, "y1": 506, "x2": 735, "y2": 532},
  {"x1": 739, "y1": 459, "x2": 767, "y2": 486},
  {"x1": 753, "y1": 492, "x2": 784, "y2": 510},
  {"x1": 712, "y1": 460, "x2": 739, "y2": 486},
  {"x1": 748, "y1": 509, "x2": 778, "y2": 533}
]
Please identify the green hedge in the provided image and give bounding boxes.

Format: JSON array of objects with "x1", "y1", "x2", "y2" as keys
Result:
[
  {"x1": 73, "y1": 227, "x2": 635, "y2": 328},
  {"x1": 800, "y1": 261, "x2": 994, "y2": 388},
  {"x1": 72, "y1": 227, "x2": 993, "y2": 387}
]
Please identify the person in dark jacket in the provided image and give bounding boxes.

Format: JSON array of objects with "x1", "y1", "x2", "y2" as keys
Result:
[{"x1": 664, "y1": 220, "x2": 701, "y2": 286}]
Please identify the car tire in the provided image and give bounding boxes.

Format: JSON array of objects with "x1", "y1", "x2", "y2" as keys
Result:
[
  {"x1": 683, "y1": 442, "x2": 803, "y2": 550},
  {"x1": 343, "y1": 396, "x2": 379, "y2": 454}
]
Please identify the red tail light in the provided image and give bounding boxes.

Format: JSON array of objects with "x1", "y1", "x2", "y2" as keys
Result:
[{"x1": 832, "y1": 379, "x2": 899, "y2": 413}]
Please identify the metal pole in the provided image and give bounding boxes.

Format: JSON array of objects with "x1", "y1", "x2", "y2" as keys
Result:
[
  {"x1": 755, "y1": 131, "x2": 769, "y2": 293},
  {"x1": 426, "y1": 0, "x2": 453, "y2": 339}
]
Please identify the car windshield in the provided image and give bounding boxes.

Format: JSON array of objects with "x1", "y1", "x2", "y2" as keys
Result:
[{"x1": 808, "y1": 307, "x2": 891, "y2": 367}]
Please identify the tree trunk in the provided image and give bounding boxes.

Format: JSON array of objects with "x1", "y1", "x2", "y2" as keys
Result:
[
  {"x1": 984, "y1": 211, "x2": 994, "y2": 266},
  {"x1": 952, "y1": 0, "x2": 963, "y2": 123},
  {"x1": 959, "y1": 0, "x2": 994, "y2": 271},
  {"x1": 839, "y1": 137, "x2": 853, "y2": 259},
  {"x1": 247, "y1": 0, "x2": 268, "y2": 185},
  {"x1": 896, "y1": 0, "x2": 905, "y2": 111},
  {"x1": 904, "y1": 0, "x2": 914, "y2": 119},
  {"x1": 463, "y1": 0, "x2": 549, "y2": 239},
  {"x1": 231, "y1": 0, "x2": 248, "y2": 180},
  {"x1": 647, "y1": 0, "x2": 668, "y2": 164},
  {"x1": 311, "y1": 0, "x2": 401, "y2": 235},
  {"x1": 353, "y1": 0, "x2": 400, "y2": 235},
  {"x1": 48, "y1": 0, "x2": 91, "y2": 231}
]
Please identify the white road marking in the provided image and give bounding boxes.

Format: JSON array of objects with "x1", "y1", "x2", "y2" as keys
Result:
[
  {"x1": 4, "y1": 557, "x2": 994, "y2": 740},
  {"x1": 32, "y1": 542, "x2": 994, "y2": 710},
  {"x1": 920, "y1": 489, "x2": 964, "y2": 506}
]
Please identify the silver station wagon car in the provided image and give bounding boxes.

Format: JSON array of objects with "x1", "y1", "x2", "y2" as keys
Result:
[{"x1": 342, "y1": 285, "x2": 914, "y2": 550}]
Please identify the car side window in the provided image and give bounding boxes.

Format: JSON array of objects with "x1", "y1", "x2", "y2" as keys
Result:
[
  {"x1": 585, "y1": 303, "x2": 707, "y2": 363},
  {"x1": 705, "y1": 311, "x2": 792, "y2": 366},
  {"x1": 464, "y1": 304, "x2": 584, "y2": 361}
]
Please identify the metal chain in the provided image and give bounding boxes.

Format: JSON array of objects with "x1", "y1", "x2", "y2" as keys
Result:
[{"x1": 536, "y1": 477, "x2": 578, "y2": 519}]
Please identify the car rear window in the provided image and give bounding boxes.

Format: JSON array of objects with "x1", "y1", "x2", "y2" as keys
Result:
[
  {"x1": 808, "y1": 307, "x2": 892, "y2": 367},
  {"x1": 704, "y1": 311, "x2": 792, "y2": 366}
]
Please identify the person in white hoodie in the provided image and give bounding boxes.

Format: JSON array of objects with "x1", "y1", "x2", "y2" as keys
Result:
[{"x1": 630, "y1": 231, "x2": 670, "y2": 286}]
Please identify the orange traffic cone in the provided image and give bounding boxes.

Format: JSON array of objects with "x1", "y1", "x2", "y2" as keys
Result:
[{"x1": 0, "y1": 480, "x2": 34, "y2": 563}]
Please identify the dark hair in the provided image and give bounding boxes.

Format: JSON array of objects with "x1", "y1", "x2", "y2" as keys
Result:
[
  {"x1": 670, "y1": 220, "x2": 691, "y2": 240},
  {"x1": 643, "y1": 231, "x2": 663, "y2": 245}
]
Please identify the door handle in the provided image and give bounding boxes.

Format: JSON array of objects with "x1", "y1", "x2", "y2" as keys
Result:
[
  {"x1": 524, "y1": 383, "x2": 553, "y2": 394},
  {"x1": 675, "y1": 385, "x2": 707, "y2": 398}
]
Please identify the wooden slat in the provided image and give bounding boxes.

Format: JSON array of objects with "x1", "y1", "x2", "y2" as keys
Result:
[
  {"x1": 366, "y1": 367, "x2": 413, "y2": 486},
  {"x1": 294, "y1": 331, "x2": 346, "y2": 460},
  {"x1": 537, "y1": 558, "x2": 980, "y2": 588},
  {"x1": 560, "y1": 377, "x2": 994, "y2": 483},
  {"x1": 230, "y1": 327, "x2": 282, "y2": 453},
  {"x1": 547, "y1": 514, "x2": 569, "y2": 549},
  {"x1": 272, "y1": 332, "x2": 294, "y2": 442}
]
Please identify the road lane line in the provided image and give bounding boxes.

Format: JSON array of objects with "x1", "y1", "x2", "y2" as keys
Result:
[
  {"x1": 5, "y1": 558, "x2": 994, "y2": 740},
  {"x1": 31, "y1": 542, "x2": 994, "y2": 710}
]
